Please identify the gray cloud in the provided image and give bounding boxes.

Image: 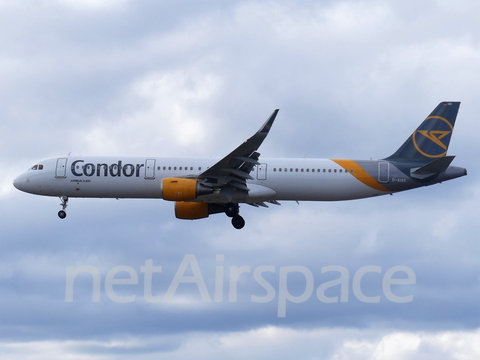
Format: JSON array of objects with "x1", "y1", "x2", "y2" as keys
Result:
[{"x1": 1, "y1": 0, "x2": 479, "y2": 358}]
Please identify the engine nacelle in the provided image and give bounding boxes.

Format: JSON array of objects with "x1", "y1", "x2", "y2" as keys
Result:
[
  {"x1": 174, "y1": 202, "x2": 227, "y2": 220},
  {"x1": 175, "y1": 202, "x2": 209, "y2": 220},
  {"x1": 162, "y1": 178, "x2": 213, "y2": 201}
]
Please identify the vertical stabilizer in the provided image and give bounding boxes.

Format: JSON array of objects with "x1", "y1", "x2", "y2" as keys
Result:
[{"x1": 385, "y1": 102, "x2": 460, "y2": 162}]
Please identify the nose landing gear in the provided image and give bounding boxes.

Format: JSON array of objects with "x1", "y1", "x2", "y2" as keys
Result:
[
  {"x1": 225, "y1": 202, "x2": 245, "y2": 229},
  {"x1": 58, "y1": 196, "x2": 68, "y2": 219}
]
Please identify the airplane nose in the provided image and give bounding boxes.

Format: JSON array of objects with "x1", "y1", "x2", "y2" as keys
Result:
[
  {"x1": 13, "y1": 176, "x2": 22, "y2": 190},
  {"x1": 13, "y1": 174, "x2": 28, "y2": 192}
]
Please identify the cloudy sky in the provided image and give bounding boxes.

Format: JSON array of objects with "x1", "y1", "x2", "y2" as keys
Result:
[{"x1": 1, "y1": 0, "x2": 479, "y2": 358}]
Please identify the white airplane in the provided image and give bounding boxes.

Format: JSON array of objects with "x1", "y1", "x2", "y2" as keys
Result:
[{"x1": 14, "y1": 102, "x2": 467, "y2": 229}]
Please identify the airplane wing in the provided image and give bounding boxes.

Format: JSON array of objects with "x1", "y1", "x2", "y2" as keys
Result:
[{"x1": 198, "y1": 109, "x2": 279, "y2": 195}]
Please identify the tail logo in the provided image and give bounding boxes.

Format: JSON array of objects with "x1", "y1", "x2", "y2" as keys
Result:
[{"x1": 412, "y1": 116, "x2": 453, "y2": 158}]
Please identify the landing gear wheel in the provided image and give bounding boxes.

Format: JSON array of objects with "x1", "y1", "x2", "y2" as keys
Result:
[
  {"x1": 231, "y1": 215, "x2": 245, "y2": 229},
  {"x1": 225, "y1": 203, "x2": 239, "y2": 217},
  {"x1": 58, "y1": 196, "x2": 68, "y2": 219}
]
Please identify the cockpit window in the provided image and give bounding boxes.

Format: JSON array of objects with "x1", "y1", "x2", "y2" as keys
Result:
[
  {"x1": 31, "y1": 165, "x2": 38, "y2": 170},
  {"x1": 30, "y1": 164, "x2": 44, "y2": 170},
  {"x1": 38, "y1": 164, "x2": 43, "y2": 170}
]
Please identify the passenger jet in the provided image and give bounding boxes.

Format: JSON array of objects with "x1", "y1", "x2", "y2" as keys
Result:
[{"x1": 13, "y1": 102, "x2": 467, "y2": 229}]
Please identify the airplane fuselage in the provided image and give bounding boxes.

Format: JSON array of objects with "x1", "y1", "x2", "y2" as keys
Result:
[
  {"x1": 12, "y1": 102, "x2": 468, "y2": 229},
  {"x1": 14, "y1": 156, "x2": 466, "y2": 202}
]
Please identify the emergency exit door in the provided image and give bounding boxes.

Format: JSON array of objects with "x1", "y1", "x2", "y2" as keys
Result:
[
  {"x1": 145, "y1": 159, "x2": 156, "y2": 179},
  {"x1": 257, "y1": 163, "x2": 267, "y2": 180}
]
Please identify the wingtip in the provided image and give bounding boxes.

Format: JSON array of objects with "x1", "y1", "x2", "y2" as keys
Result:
[{"x1": 259, "y1": 109, "x2": 279, "y2": 133}]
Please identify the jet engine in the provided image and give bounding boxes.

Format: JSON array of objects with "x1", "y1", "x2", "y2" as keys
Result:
[
  {"x1": 161, "y1": 178, "x2": 213, "y2": 201},
  {"x1": 175, "y1": 202, "x2": 210, "y2": 220},
  {"x1": 175, "y1": 202, "x2": 227, "y2": 220}
]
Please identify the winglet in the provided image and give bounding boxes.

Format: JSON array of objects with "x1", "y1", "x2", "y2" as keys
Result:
[{"x1": 259, "y1": 109, "x2": 279, "y2": 134}]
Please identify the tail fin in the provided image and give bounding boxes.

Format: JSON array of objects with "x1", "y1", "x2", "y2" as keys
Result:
[{"x1": 385, "y1": 102, "x2": 460, "y2": 162}]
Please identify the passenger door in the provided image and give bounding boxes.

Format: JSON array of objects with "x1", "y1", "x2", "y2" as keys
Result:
[
  {"x1": 378, "y1": 162, "x2": 389, "y2": 183},
  {"x1": 55, "y1": 158, "x2": 68, "y2": 178}
]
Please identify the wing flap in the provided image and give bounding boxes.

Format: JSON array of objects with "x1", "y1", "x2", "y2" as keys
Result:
[
  {"x1": 219, "y1": 168, "x2": 254, "y2": 180},
  {"x1": 235, "y1": 156, "x2": 260, "y2": 165}
]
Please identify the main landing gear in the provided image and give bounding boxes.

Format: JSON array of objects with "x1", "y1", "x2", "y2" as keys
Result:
[
  {"x1": 225, "y1": 203, "x2": 245, "y2": 229},
  {"x1": 58, "y1": 196, "x2": 68, "y2": 219}
]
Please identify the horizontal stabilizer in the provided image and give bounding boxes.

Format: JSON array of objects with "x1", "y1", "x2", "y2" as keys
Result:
[{"x1": 411, "y1": 155, "x2": 455, "y2": 175}]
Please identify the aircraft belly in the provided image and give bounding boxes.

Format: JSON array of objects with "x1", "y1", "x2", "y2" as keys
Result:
[{"x1": 196, "y1": 184, "x2": 277, "y2": 204}]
